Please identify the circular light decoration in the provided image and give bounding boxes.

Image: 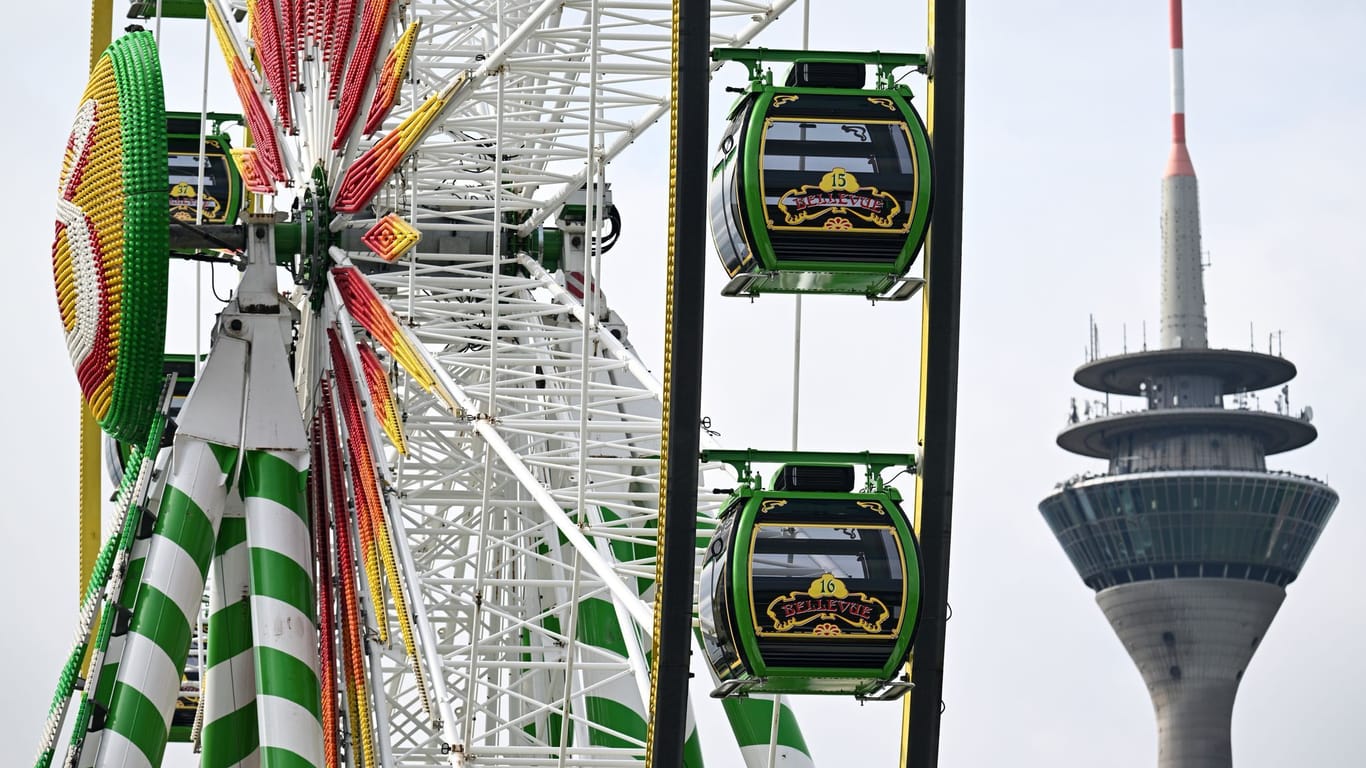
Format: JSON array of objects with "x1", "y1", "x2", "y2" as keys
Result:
[{"x1": 52, "y1": 31, "x2": 169, "y2": 444}]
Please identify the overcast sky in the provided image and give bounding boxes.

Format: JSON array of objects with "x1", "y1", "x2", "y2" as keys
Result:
[{"x1": 3, "y1": 2, "x2": 1363, "y2": 767}]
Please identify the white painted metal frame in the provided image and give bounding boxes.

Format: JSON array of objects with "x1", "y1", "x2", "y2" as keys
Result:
[{"x1": 335, "y1": 251, "x2": 695, "y2": 766}]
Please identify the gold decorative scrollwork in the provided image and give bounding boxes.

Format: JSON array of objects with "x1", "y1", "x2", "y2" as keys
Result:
[
  {"x1": 856, "y1": 501, "x2": 886, "y2": 515},
  {"x1": 867, "y1": 97, "x2": 896, "y2": 112},
  {"x1": 772, "y1": 95, "x2": 799, "y2": 108},
  {"x1": 777, "y1": 167, "x2": 901, "y2": 229},
  {"x1": 765, "y1": 574, "x2": 891, "y2": 634}
]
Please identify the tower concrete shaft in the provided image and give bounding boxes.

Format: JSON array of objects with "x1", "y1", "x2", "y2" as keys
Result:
[{"x1": 1098, "y1": 579, "x2": 1284, "y2": 768}]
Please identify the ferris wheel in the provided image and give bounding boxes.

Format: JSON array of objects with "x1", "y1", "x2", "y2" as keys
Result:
[
  {"x1": 35, "y1": 0, "x2": 968, "y2": 766},
  {"x1": 35, "y1": 1, "x2": 846, "y2": 766}
]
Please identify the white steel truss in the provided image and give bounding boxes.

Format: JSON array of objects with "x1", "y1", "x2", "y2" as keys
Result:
[{"x1": 340, "y1": 254, "x2": 695, "y2": 764}]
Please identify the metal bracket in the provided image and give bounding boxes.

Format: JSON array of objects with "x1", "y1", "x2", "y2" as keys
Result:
[
  {"x1": 857, "y1": 677, "x2": 916, "y2": 702},
  {"x1": 719, "y1": 273, "x2": 765, "y2": 299},
  {"x1": 882, "y1": 277, "x2": 926, "y2": 302},
  {"x1": 709, "y1": 678, "x2": 764, "y2": 699}
]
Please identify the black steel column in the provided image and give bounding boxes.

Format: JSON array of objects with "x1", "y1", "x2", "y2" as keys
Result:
[
  {"x1": 647, "y1": 0, "x2": 709, "y2": 765},
  {"x1": 905, "y1": 0, "x2": 966, "y2": 765}
]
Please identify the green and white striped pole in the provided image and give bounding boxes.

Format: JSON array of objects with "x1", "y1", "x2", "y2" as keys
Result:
[
  {"x1": 242, "y1": 448, "x2": 322, "y2": 767},
  {"x1": 52, "y1": 405, "x2": 169, "y2": 768},
  {"x1": 75, "y1": 442, "x2": 168, "y2": 768},
  {"x1": 576, "y1": 503, "x2": 707, "y2": 765},
  {"x1": 201, "y1": 505, "x2": 260, "y2": 765},
  {"x1": 723, "y1": 697, "x2": 815, "y2": 768},
  {"x1": 575, "y1": 593, "x2": 706, "y2": 765},
  {"x1": 93, "y1": 437, "x2": 238, "y2": 767}
]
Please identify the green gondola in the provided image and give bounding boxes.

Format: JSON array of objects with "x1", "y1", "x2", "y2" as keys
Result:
[
  {"x1": 699, "y1": 451, "x2": 923, "y2": 699},
  {"x1": 166, "y1": 111, "x2": 243, "y2": 227},
  {"x1": 708, "y1": 49, "x2": 933, "y2": 300}
]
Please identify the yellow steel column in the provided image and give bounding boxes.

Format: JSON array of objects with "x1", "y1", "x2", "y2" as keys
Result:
[
  {"x1": 901, "y1": 0, "x2": 939, "y2": 755},
  {"x1": 79, "y1": 0, "x2": 114, "y2": 599},
  {"x1": 78, "y1": 403, "x2": 102, "y2": 600},
  {"x1": 88, "y1": 0, "x2": 113, "y2": 71},
  {"x1": 903, "y1": 0, "x2": 966, "y2": 762},
  {"x1": 900, "y1": 28, "x2": 936, "y2": 764}
]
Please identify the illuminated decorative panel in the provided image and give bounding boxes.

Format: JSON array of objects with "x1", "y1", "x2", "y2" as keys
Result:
[
  {"x1": 231, "y1": 147, "x2": 273, "y2": 194},
  {"x1": 51, "y1": 31, "x2": 168, "y2": 443},
  {"x1": 332, "y1": 0, "x2": 395, "y2": 148},
  {"x1": 358, "y1": 342, "x2": 408, "y2": 455},
  {"x1": 330, "y1": 266, "x2": 437, "y2": 393},
  {"x1": 360, "y1": 212, "x2": 420, "y2": 262},
  {"x1": 362, "y1": 20, "x2": 420, "y2": 135}
]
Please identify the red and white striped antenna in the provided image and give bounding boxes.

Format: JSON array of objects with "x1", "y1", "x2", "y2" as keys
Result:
[{"x1": 1166, "y1": 0, "x2": 1196, "y2": 177}]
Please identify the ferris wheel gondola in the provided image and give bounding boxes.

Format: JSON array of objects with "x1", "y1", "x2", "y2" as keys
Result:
[
  {"x1": 166, "y1": 112, "x2": 243, "y2": 228},
  {"x1": 698, "y1": 451, "x2": 923, "y2": 700},
  {"x1": 709, "y1": 49, "x2": 934, "y2": 300}
]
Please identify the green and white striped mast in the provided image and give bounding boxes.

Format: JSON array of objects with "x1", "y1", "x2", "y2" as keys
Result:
[
  {"x1": 201, "y1": 500, "x2": 257, "y2": 760},
  {"x1": 92, "y1": 438, "x2": 239, "y2": 767},
  {"x1": 85, "y1": 214, "x2": 320, "y2": 768}
]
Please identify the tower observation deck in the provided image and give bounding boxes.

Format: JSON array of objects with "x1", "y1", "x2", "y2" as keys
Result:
[
  {"x1": 1041, "y1": 347, "x2": 1337, "y2": 767},
  {"x1": 1038, "y1": 3, "x2": 1338, "y2": 767}
]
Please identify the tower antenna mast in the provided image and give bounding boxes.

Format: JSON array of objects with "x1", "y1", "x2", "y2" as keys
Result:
[{"x1": 1160, "y1": 0, "x2": 1207, "y2": 350}]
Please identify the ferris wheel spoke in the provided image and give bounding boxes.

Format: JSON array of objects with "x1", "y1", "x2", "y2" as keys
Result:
[{"x1": 205, "y1": 0, "x2": 295, "y2": 180}]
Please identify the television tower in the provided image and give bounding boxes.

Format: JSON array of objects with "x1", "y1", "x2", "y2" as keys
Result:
[{"x1": 1039, "y1": 3, "x2": 1339, "y2": 766}]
